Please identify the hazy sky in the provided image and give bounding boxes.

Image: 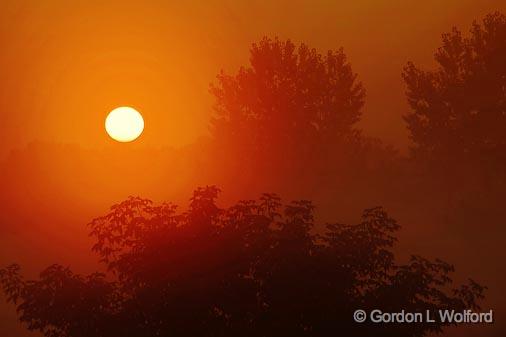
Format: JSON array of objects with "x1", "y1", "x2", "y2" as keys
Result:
[
  {"x1": 1, "y1": 3, "x2": 506, "y2": 336},
  {"x1": 0, "y1": 0, "x2": 505, "y2": 157}
]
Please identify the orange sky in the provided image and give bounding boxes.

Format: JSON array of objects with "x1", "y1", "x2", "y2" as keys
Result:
[
  {"x1": 0, "y1": 0, "x2": 505, "y2": 157},
  {"x1": 1, "y1": 3, "x2": 506, "y2": 336}
]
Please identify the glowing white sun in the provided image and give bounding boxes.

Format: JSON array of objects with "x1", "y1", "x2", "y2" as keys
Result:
[{"x1": 105, "y1": 107, "x2": 144, "y2": 142}]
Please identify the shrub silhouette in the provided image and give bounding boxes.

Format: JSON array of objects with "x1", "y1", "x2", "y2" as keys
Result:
[{"x1": 1, "y1": 187, "x2": 484, "y2": 337}]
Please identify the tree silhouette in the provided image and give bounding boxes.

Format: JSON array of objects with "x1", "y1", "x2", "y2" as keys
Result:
[
  {"x1": 210, "y1": 37, "x2": 366, "y2": 166},
  {"x1": 1, "y1": 187, "x2": 484, "y2": 337},
  {"x1": 403, "y1": 12, "x2": 506, "y2": 166}
]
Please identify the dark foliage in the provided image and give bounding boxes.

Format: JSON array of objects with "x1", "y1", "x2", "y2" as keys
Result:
[
  {"x1": 210, "y1": 37, "x2": 366, "y2": 164},
  {"x1": 403, "y1": 12, "x2": 506, "y2": 167},
  {"x1": 1, "y1": 187, "x2": 484, "y2": 337}
]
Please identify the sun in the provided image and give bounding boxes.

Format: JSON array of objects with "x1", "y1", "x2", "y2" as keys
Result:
[{"x1": 105, "y1": 107, "x2": 144, "y2": 142}]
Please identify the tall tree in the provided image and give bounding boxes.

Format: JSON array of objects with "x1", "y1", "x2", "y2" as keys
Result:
[
  {"x1": 210, "y1": 37, "x2": 366, "y2": 163},
  {"x1": 403, "y1": 12, "x2": 506, "y2": 165}
]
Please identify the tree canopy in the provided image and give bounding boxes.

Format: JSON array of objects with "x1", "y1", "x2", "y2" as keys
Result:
[
  {"x1": 403, "y1": 12, "x2": 506, "y2": 165},
  {"x1": 1, "y1": 187, "x2": 484, "y2": 337},
  {"x1": 210, "y1": 37, "x2": 366, "y2": 158}
]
